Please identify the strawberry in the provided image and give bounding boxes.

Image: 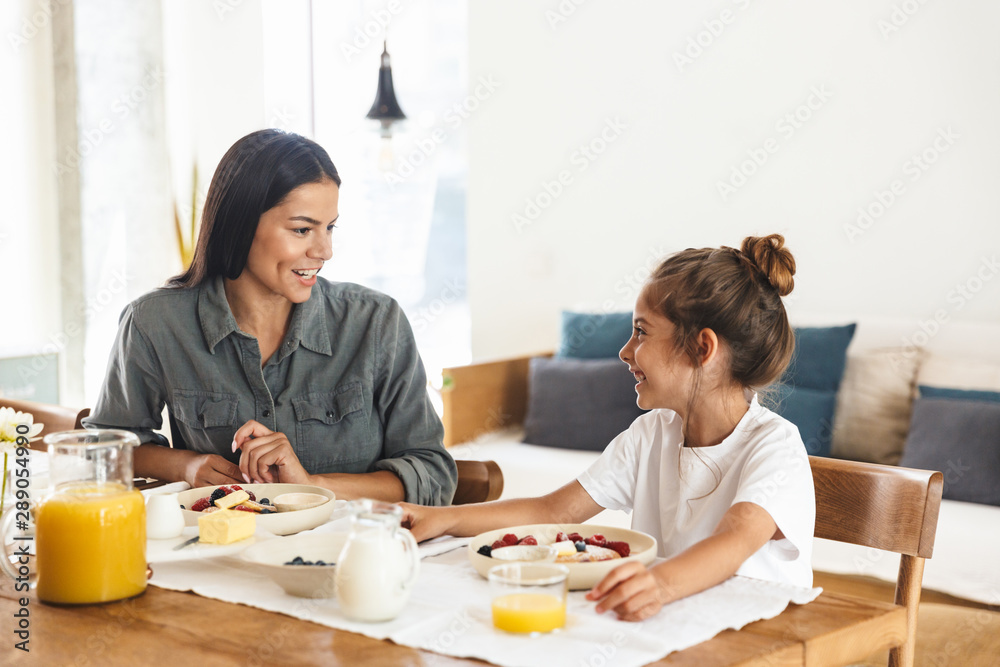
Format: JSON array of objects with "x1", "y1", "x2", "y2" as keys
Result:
[
  {"x1": 231, "y1": 484, "x2": 256, "y2": 502},
  {"x1": 606, "y1": 540, "x2": 630, "y2": 558},
  {"x1": 190, "y1": 497, "x2": 212, "y2": 512},
  {"x1": 501, "y1": 533, "x2": 519, "y2": 546},
  {"x1": 518, "y1": 536, "x2": 538, "y2": 546}
]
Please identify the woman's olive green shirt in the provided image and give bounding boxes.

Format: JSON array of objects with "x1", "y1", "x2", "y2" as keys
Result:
[{"x1": 84, "y1": 276, "x2": 457, "y2": 505}]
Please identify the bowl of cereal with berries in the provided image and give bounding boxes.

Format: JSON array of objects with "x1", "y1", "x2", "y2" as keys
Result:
[
  {"x1": 177, "y1": 483, "x2": 338, "y2": 536},
  {"x1": 468, "y1": 524, "x2": 657, "y2": 590}
]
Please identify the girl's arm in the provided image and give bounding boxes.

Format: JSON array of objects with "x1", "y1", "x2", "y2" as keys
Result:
[
  {"x1": 587, "y1": 501, "x2": 778, "y2": 621},
  {"x1": 399, "y1": 480, "x2": 604, "y2": 542}
]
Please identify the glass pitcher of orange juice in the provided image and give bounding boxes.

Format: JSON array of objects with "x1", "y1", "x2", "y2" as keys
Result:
[{"x1": 0, "y1": 429, "x2": 147, "y2": 605}]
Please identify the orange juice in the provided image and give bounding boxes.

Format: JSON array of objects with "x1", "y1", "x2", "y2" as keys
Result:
[
  {"x1": 36, "y1": 482, "x2": 147, "y2": 604},
  {"x1": 491, "y1": 593, "x2": 566, "y2": 633}
]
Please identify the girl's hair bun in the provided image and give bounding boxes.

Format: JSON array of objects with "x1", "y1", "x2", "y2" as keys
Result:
[{"x1": 740, "y1": 234, "x2": 795, "y2": 297}]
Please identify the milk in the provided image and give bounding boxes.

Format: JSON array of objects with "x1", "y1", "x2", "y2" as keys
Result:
[{"x1": 334, "y1": 500, "x2": 420, "y2": 622}]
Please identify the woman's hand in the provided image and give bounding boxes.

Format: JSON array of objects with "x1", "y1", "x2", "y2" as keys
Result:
[
  {"x1": 232, "y1": 420, "x2": 311, "y2": 484},
  {"x1": 183, "y1": 452, "x2": 245, "y2": 488},
  {"x1": 586, "y1": 561, "x2": 670, "y2": 622},
  {"x1": 398, "y1": 502, "x2": 454, "y2": 543}
]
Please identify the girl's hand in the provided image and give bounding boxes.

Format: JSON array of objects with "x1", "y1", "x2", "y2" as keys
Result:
[
  {"x1": 586, "y1": 561, "x2": 669, "y2": 622},
  {"x1": 183, "y1": 452, "x2": 245, "y2": 488},
  {"x1": 232, "y1": 420, "x2": 311, "y2": 484},
  {"x1": 398, "y1": 502, "x2": 453, "y2": 543}
]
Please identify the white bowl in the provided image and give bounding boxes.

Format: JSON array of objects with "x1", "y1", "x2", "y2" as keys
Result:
[
  {"x1": 177, "y1": 484, "x2": 337, "y2": 536},
  {"x1": 273, "y1": 492, "x2": 330, "y2": 513},
  {"x1": 241, "y1": 532, "x2": 348, "y2": 598},
  {"x1": 468, "y1": 524, "x2": 657, "y2": 590}
]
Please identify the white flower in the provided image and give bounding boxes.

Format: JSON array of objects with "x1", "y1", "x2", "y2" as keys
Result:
[{"x1": 0, "y1": 407, "x2": 43, "y2": 449}]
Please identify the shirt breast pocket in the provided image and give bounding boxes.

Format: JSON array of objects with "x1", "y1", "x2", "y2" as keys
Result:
[
  {"x1": 171, "y1": 390, "x2": 239, "y2": 435},
  {"x1": 292, "y1": 382, "x2": 372, "y2": 472}
]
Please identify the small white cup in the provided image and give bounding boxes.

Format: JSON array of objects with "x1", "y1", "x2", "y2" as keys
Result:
[{"x1": 146, "y1": 492, "x2": 185, "y2": 539}]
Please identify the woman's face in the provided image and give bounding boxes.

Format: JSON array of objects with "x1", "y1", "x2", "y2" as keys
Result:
[{"x1": 240, "y1": 179, "x2": 340, "y2": 305}]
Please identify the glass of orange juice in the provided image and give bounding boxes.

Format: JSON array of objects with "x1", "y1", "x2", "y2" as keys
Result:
[
  {"x1": 489, "y1": 562, "x2": 569, "y2": 634},
  {"x1": 0, "y1": 429, "x2": 147, "y2": 605}
]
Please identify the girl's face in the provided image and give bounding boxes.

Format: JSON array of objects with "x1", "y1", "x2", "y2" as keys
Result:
[
  {"x1": 619, "y1": 286, "x2": 696, "y2": 411},
  {"x1": 240, "y1": 179, "x2": 340, "y2": 305}
]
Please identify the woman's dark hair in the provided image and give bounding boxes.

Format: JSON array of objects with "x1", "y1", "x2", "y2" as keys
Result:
[
  {"x1": 168, "y1": 129, "x2": 341, "y2": 288},
  {"x1": 645, "y1": 234, "x2": 797, "y2": 390}
]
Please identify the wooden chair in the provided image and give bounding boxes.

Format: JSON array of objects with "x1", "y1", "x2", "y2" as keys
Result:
[
  {"x1": 810, "y1": 456, "x2": 943, "y2": 667},
  {"x1": 0, "y1": 398, "x2": 90, "y2": 450},
  {"x1": 453, "y1": 459, "x2": 504, "y2": 505}
]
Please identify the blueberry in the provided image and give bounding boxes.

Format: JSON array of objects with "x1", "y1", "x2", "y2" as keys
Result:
[
  {"x1": 574, "y1": 541, "x2": 586, "y2": 552},
  {"x1": 259, "y1": 498, "x2": 270, "y2": 505}
]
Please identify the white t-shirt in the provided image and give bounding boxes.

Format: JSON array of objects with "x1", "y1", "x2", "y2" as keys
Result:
[{"x1": 577, "y1": 394, "x2": 815, "y2": 588}]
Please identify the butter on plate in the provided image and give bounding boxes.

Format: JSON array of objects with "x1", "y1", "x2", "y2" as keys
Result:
[{"x1": 198, "y1": 509, "x2": 256, "y2": 545}]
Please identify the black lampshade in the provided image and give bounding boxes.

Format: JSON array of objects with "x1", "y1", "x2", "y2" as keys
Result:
[{"x1": 366, "y1": 41, "x2": 406, "y2": 124}]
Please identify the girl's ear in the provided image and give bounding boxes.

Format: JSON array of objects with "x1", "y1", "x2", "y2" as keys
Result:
[{"x1": 696, "y1": 328, "x2": 721, "y2": 366}]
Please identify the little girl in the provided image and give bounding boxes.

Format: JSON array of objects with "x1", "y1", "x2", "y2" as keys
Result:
[{"x1": 401, "y1": 234, "x2": 815, "y2": 622}]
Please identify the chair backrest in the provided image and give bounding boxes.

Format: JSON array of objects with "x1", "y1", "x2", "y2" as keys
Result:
[
  {"x1": 0, "y1": 398, "x2": 90, "y2": 449},
  {"x1": 453, "y1": 460, "x2": 504, "y2": 505},
  {"x1": 810, "y1": 456, "x2": 943, "y2": 667}
]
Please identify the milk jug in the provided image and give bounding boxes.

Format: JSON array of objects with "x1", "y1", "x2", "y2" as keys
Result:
[{"x1": 335, "y1": 499, "x2": 420, "y2": 622}]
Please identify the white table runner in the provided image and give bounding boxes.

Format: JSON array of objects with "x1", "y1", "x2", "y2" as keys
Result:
[{"x1": 149, "y1": 521, "x2": 820, "y2": 667}]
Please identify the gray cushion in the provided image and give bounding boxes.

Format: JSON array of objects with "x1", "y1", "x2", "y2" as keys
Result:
[
  {"x1": 899, "y1": 398, "x2": 1000, "y2": 506},
  {"x1": 522, "y1": 357, "x2": 646, "y2": 451}
]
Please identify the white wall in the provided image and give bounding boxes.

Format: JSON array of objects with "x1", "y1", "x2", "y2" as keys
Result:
[{"x1": 466, "y1": 1, "x2": 1000, "y2": 361}]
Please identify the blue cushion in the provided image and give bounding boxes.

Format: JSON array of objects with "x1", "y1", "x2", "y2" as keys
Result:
[
  {"x1": 918, "y1": 385, "x2": 1000, "y2": 403},
  {"x1": 523, "y1": 357, "x2": 646, "y2": 451},
  {"x1": 557, "y1": 311, "x2": 633, "y2": 359},
  {"x1": 899, "y1": 398, "x2": 1000, "y2": 506},
  {"x1": 782, "y1": 324, "x2": 857, "y2": 391},
  {"x1": 768, "y1": 384, "x2": 837, "y2": 457}
]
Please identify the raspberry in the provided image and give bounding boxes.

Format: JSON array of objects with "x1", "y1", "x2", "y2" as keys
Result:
[
  {"x1": 233, "y1": 505, "x2": 255, "y2": 512},
  {"x1": 606, "y1": 541, "x2": 630, "y2": 558},
  {"x1": 491, "y1": 539, "x2": 506, "y2": 550},
  {"x1": 555, "y1": 531, "x2": 569, "y2": 543},
  {"x1": 501, "y1": 533, "x2": 519, "y2": 546},
  {"x1": 586, "y1": 534, "x2": 607, "y2": 547},
  {"x1": 246, "y1": 490, "x2": 256, "y2": 501},
  {"x1": 567, "y1": 532, "x2": 583, "y2": 543},
  {"x1": 230, "y1": 484, "x2": 242, "y2": 492},
  {"x1": 518, "y1": 536, "x2": 538, "y2": 546},
  {"x1": 190, "y1": 497, "x2": 211, "y2": 512}
]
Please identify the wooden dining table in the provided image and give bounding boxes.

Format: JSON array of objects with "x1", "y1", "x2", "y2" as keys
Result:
[{"x1": 1, "y1": 572, "x2": 905, "y2": 666}]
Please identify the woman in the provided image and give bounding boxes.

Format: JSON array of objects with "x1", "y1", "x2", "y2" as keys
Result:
[{"x1": 85, "y1": 129, "x2": 457, "y2": 505}]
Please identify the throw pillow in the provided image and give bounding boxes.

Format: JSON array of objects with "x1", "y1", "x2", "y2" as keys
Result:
[
  {"x1": 770, "y1": 324, "x2": 857, "y2": 457},
  {"x1": 522, "y1": 357, "x2": 645, "y2": 451},
  {"x1": 916, "y1": 353, "x2": 1000, "y2": 393},
  {"x1": 781, "y1": 324, "x2": 858, "y2": 391},
  {"x1": 765, "y1": 384, "x2": 838, "y2": 456},
  {"x1": 831, "y1": 347, "x2": 924, "y2": 465},
  {"x1": 557, "y1": 311, "x2": 633, "y2": 359},
  {"x1": 918, "y1": 385, "x2": 1000, "y2": 403},
  {"x1": 899, "y1": 398, "x2": 1000, "y2": 506}
]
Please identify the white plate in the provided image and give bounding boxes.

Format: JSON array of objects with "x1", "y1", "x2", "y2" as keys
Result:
[
  {"x1": 468, "y1": 524, "x2": 657, "y2": 590},
  {"x1": 176, "y1": 483, "x2": 337, "y2": 536},
  {"x1": 147, "y1": 525, "x2": 274, "y2": 563}
]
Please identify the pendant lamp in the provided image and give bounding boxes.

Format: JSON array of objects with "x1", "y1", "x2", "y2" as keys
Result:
[{"x1": 366, "y1": 41, "x2": 406, "y2": 134}]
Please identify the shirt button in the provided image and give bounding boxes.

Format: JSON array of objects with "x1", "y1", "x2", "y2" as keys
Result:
[
  {"x1": 198, "y1": 413, "x2": 205, "y2": 422},
  {"x1": 262, "y1": 409, "x2": 271, "y2": 418},
  {"x1": 326, "y1": 410, "x2": 334, "y2": 419}
]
